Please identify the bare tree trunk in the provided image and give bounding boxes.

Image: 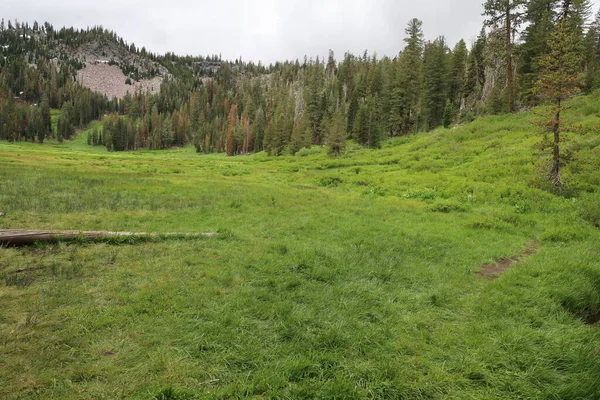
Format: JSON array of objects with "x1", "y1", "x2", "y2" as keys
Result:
[{"x1": 552, "y1": 99, "x2": 562, "y2": 185}]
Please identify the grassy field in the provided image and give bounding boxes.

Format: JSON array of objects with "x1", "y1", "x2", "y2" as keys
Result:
[{"x1": 1, "y1": 96, "x2": 599, "y2": 399}]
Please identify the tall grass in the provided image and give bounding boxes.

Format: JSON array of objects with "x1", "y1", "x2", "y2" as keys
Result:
[{"x1": 0, "y1": 95, "x2": 599, "y2": 399}]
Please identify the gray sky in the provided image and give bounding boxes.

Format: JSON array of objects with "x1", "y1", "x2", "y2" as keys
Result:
[{"x1": 2, "y1": 0, "x2": 599, "y2": 64}]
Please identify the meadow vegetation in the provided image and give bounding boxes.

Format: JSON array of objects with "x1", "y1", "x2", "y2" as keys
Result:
[{"x1": 0, "y1": 95, "x2": 599, "y2": 399}]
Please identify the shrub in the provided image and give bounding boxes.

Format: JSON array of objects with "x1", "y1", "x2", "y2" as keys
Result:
[
  {"x1": 428, "y1": 199, "x2": 468, "y2": 213},
  {"x1": 295, "y1": 146, "x2": 323, "y2": 157},
  {"x1": 319, "y1": 176, "x2": 343, "y2": 187}
]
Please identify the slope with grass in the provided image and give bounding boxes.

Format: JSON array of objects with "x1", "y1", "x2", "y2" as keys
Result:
[{"x1": 0, "y1": 95, "x2": 599, "y2": 399}]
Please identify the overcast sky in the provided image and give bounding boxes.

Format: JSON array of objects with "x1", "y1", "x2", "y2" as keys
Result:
[{"x1": 2, "y1": 0, "x2": 599, "y2": 64}]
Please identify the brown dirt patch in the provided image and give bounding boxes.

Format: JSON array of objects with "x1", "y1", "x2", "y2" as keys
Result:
[{"x1": 478, "y1": 241, "x2": 540, "y2": 281}]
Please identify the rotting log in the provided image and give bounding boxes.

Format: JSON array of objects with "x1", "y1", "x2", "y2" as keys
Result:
[{"x1": 0, "y1": 230, "x2": 215, "y2": 247}]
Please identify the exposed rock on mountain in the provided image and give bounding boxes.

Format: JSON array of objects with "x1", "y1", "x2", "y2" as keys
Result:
[{"x1": 77, "y1": 63, "x2": 162, "y2": 100}]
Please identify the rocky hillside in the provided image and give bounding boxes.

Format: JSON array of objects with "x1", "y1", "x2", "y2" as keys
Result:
[
  {"x1": 49, "y1": 32, "x2": 169, "y2": 99},
  {"x1": 1, "y1": 23, "x2": 170, "y2": 100},
  {"x1": 77, "y1": 63, "x2": 162, "y2": 100},
  {"x1": 66, "y1": 38, "x2": 169, "y2": 78}
]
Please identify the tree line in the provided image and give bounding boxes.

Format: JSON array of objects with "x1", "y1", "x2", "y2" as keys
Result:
[{"x1": 1, "y1": 0, "x2": 598, "y2": 155}]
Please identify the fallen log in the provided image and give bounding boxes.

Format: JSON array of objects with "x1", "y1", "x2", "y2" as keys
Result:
[{"x1": 0, "y1": 230, "x2": 215, "y2": 247}]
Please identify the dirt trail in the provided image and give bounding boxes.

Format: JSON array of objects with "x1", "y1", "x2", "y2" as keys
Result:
[{"x1": 478, "y1": 241, "x2": 540, "y2": 280}]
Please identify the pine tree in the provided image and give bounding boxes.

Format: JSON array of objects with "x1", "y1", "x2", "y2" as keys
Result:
[
  {"x1": 520, "y1": 0, "x2": 560, "y2": 103},
  {"x1": 449, "y1": 39, "x2": 469, "y2": 106},
  {"x1": 421, "y1": 37, "x2": 451, "y2": 130},
  {"x1": 253, "y1": 108, "x2": 266, "y2": 153},
  {"x1": 126, "y1": 119, "x2": 136, "y2": 150},
  {"x1": 27, "y1": 106, "x2": 43, "y2": 142},
  {"x1": 346, "y1": 89, "x2": 359, "y2": 135},
  {"x1": 40, "y1": 94, "x2": 51, "y2": 135},
  {"x1": 391, "y1": 19, "x2": 424, "y2": 135},
  {"x1": 58, "y1": 101, "x2": 74, "y2": 140},
  {"x1": 483, "y1": 0, "x2": 527, "y2": 112},
  {"x1": 161, "y1": 116, "x2": 173, "y2": 149},
  {"x1": 326, "y1": 49, "x2": 337, "y2": 77},
  {"x1": 326, "y1": 111, "x2": 346, "y2": 156},
  {"x1": 226, "y1": 104, "x2": 238, "y2": 156},
  {"x1": 533, "y1": 18, "x2": 583, "y2": 186},
  {"x1": 443, "y1": 100, "x2": 454, "y2": 128},
  {"x1": 306, "y1": 58, "x2": 325, "y2": 142},
  {"x1": 290, "y1": 112, "x2": 312, "y2": 155},
  {"x1": 353, "y1": 101, "x2": 368, "y2": 145},
  {"x1": 149, "y1": 105, "x2": 161, "y2": 150},
  {"x1": 353, "y1": 97, "x2": 380, "y2": 148},
  {"x1": 584, "y1": 9, "x2": 600, "y2": 89}
]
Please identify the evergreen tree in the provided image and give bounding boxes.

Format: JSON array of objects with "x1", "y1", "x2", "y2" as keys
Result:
[
  {"x1": 483, "y1": 0, "x2": 527, "y2": 112},
  {"x1": 40, "y1": 94, "x2": 51, "y2": 135},
  {"x1": 290, "y1": 112, "x2": 312, "y2": 155},
  {"x1": 279, "y1": 92, "x2": 296, "y2": 154},
  {"x1": 346, "y1": 89, "x2": 359, "y2": 135},
  {"x1": 226, "y1": 104, "x2": 238, "y2": 156},
  {"x1": 533, "y1": 18, "x2": 583, "y2": 186},
  {"x1": 449, "y1": 39, "x2": 469, "y2": 106},
  {"x1": 326, "y1": 111, "x2": 346, "y2": 156},
  {"x1": 306, "y1": 58, "x2": 325, "y2": 142},
  {"x1": 253, "y1": 108, "x2": 266, "y2": 153},
  {"x1": 390, "y1": 19, "x2": 424, "y2": 135},
  {"x1": 584, "y1": 9, "x2": 600, "y2": 89},
  {"x1": 161, "y1": 116, "x2": 173, "y2": 149},
  {"x1": 421, "y1": 37, "x2": 451, "y2": 130},
  {"x1": 353, "y1": 101, "x2": 368, "y2": 145},
  {"x1": 58, "y1": 101, "x2": 74, "y2": 140},
  {"x1": 353, "y1": 97, "x2": 381, "y2": 148},
  {"x1": 443, "y1": 99, "x2": 454, "y2": 128},
  {"x1": 520, "y1": 0, "x2": 560, "y2": 103},
  {"x1": 27, "y1": 106, "x2": 44, "y2": 142}
]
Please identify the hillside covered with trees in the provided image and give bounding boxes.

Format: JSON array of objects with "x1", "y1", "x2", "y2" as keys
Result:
[{"x1": 1, "y1": 0, "x2": 599, "y2": 156}]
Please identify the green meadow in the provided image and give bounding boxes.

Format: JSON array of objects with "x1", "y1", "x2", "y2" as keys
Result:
[{"x1": 0, "y1": 96, "x2": 599, "y2": 399}]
